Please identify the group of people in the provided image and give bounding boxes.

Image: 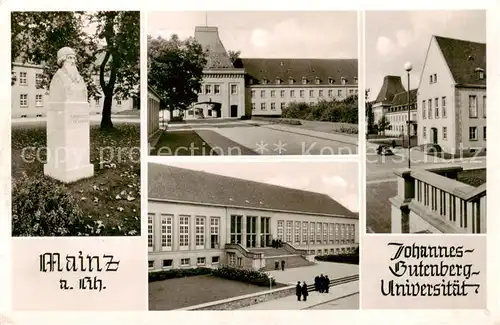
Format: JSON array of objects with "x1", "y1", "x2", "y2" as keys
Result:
[
  {"x1": 314, "y1": 274, "x2": 331, "y2": 293},
  {"x1": 271, "y1": 239, "x2": 283, "y2": 248},
  {"x1": 274, "y1": 259, "x2": 286, "y2": 271},
  {"x1": 295, "y1": 281, "x2": 309, "y2": 301}
]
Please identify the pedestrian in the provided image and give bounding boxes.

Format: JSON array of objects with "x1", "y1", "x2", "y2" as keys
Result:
[
  {"x1": 274, "y1": 260, "x2": 279, "y2": 270},
  {"x1": 319, "y1": 274, "x2": 325, "y2": 293},
  {"x1": 272, "y1": 239, "x2": 276, "y2": 248},
  {"x1": 301, "y1": 281, "x2": 309, "y2": 301},
  {"x1": 314, "y1": 275, "x2": 320, "y2": 292},
  {"x1": 296, "y1": 281, "x2": 302, "y2": 301},
  {"x1": 325, "y1": 275, "x2": 330, "y2": 293},
  {"x1": 281, "y1": 259, "x2": 285, "y2": 271}
]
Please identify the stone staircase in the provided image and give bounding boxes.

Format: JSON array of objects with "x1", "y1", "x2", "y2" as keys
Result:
[{"x1": 249, "y1": 247, "x2": 315, "y2": 271}]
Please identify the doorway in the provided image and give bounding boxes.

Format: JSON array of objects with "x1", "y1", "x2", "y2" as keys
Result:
[
  {"x1": 431, "y1": 128, "x2": 438, "y2": 144},
  {"x1": 246, "y1": 216, "x2": 257, "y2": 248},
  {"x1": 230, "y1": 105, "x2": 238, "y2": 117}
]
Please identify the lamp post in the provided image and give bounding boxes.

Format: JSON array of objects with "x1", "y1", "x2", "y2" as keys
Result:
[{"x1": 404, "y1": 62, "x2": 413, "y2": 169}]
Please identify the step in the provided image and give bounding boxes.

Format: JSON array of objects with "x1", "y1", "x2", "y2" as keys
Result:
[{"x1": 261, "y1": 255, "x2": 314, "y2": 271}]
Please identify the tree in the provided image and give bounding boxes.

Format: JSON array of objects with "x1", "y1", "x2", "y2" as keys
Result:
[
  {"x1": 11, "y1": 11, "x2": 140, "y2": 129},
  {"x1": 228, "y1": 50, "x2": 240, "y2": 63},
  {"x1": 377, "y1": 116, "x2": 391, "y2": 135},
  {"x1": 148, "y1": 34, "x2": 207, "y2": 120},
  {"x1": 365, "y1": 89, "x2": 374, "y2": 134}
]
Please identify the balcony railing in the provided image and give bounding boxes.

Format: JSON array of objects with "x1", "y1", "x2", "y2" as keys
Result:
[{"x1": 224, "y1": 243, "x2": 264, "y2": 259}]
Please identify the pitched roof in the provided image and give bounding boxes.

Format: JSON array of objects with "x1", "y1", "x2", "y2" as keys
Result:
[
  {"x1": 391, "y1": 88, "x2": 417, "y2": 107},
  {"x1": 148, "y1": 163, "x2": 357, "y2": 219},
  {"x1": 241, "y1": 58, "x2": 358, "y2": 86},
  {"x1": 434, "y1": 35, "x2": 486, "y2": 86},
  {"x1": 375, "y1": 75, "x2": 406, "y2": 104},
  {"x1": 194, "y1": 26, "x2": 234, "y2": 69}
]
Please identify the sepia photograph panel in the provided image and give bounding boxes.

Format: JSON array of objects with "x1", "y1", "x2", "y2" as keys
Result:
[
  {"x1": 365, "y1": 10, "x2": 486, "y2": 234},
  {"x1": 148, "y1": 161, "x2": 359, "y2": 310},
  {"x1": 11, "y1": 11, "x2": 141, "y2": 237},
  {"x1": 147, "y1": 11, "x2": 359, "y2": 156}
]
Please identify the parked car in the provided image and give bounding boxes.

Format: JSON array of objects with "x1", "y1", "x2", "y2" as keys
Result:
[{"x1": 377, "y1": 145, "x2": 394, "y2": 156}]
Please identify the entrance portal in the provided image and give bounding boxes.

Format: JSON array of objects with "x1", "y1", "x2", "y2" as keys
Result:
[
  {"x1": 230, "y1": 105, "x2": 238, "y2": 117},
  {"x1": 431, "y1": 127, "x2": 438, "y2": 144}
]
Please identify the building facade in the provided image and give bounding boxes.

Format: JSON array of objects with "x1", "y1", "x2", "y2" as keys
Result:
[
  {"x1": 182, "y1": 26, "x2": 358, "y2": 120},
  {"x1": 148, "y1": 163, "x2": 359, "y2": 271},
  {"x1": 417, "y1": 35, "x2": 486, "y2": 154}
]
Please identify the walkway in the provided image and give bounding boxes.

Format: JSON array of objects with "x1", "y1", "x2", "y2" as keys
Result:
[
  {"x1": 267, "y1": 261, "x2": 358, "y2": 285},
  {"x1": 238, "y1": 280, "x2": 359, "y2": 310}
]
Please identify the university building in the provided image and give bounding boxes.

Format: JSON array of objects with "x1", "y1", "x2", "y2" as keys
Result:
[
  {"x1": 12, "y1": 60, "x2": 137, "y2": 118},
  {"x1": 183, "y1": 26, "x2": 358, "y2": 119},
  {"x1": 417, "y1": 35, "x2": 486, "y2": 154},
  {"x1": 148, "y1": 163, "x2": 359, "y2": 271}
]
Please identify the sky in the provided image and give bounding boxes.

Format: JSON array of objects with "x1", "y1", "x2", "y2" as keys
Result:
[
  {"x1": 147, "y1": 11, "x2": 358, "y2": 59},
  {"x1": 365, "y1": 10, "x2": 486, "y2": 101},
  {"x1": 161, "y1": 161, "x2": 359, "y2": 212}
]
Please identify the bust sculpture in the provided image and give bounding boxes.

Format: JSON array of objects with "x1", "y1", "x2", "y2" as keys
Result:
[{"x1": 49, "y1": 47, "x2": 88, "y2": 103}]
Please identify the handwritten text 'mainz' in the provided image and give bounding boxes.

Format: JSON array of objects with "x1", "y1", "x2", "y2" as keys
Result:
[{"x1": 40, "y1": 252, "x2": 120, "y2": 272}]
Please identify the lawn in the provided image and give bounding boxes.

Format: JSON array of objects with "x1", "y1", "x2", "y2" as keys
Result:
[
  {"x1": 153, "y1": 130, "x2": 214, "y2": 156},
  {"x1": 457, "y1": 168, "x2": 487, "y2": 187},
  {"x1": 366, "y1": 181, "x2": 397, "y2": 233},
  {"x1": 149, "y1": 274, "x2": 272, "y2": 310},
  {"x1": 11, "y1": 123, "x2": 140, "y2": 236}
]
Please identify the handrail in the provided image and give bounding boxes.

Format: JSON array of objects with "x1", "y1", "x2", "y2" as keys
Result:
[
  {"x1": 225, "y1": 243, "x2": 264, "y2": 259},
  {"x1": 282, "y1": 242, "x2": 314, "y2": 255},
  {"x1": 305, "y1": 274, "x2": 359, "y2": 292}
]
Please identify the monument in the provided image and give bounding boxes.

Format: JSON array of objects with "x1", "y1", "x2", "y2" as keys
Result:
[{"x1": 44, "y1": 47, "x2": 94, "y2": 183}]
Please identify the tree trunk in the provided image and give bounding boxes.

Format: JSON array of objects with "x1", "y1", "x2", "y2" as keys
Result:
[
  {"x1": 169, "y1": 108, "x2": 173, "y2": 120},
  {"x1": 101, "y1": 92, "x2": 114, "y2": 129}
]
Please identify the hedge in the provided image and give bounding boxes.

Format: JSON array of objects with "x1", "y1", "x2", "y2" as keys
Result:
[
  {"x1": 149, "y1": 265, "x2": 276, "y2": 287},
  {"x1": 315, "y1": 254, "x2": 359, "y2": 265}
]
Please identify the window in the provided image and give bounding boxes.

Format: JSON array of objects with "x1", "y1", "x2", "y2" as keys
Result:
[
  {"x1": 237, "y1": 257, "x2": 242, "y2": 266},
  {"x1": 148, "y1": 214, "x2": 154, "y2": 250},
  {"x1": 35, "y1": 73, "x2": 43, "y2": 87},
  {"x1": 262, "y1": 78, "x2": 268, "y2": 85},
  {"x1": 271, "y1": 103, "x2": 276, "y2": 110},
  {"x1": 260, "y1": 90, "x2": 265, "y2": 98},
  {"x1": 469, "y1": 95, "x2": 478, "y2": 117},
  {"x1": 315, "y1": 78, "x2": 320, "y2": 85},
  {"x1": 309, "y1": 90, "x2": 314, "y2": 97},
  {"x1": 316, "y1": 223, "x2": 321, "y2": 243},
  {"x1": 484, "y1": 126, "x2": 486, "y2": 140},
  {"x1": 162, "y1": 259, "x2": 172, "y2": 268},
  {"x1": 230, "y1": 84, "x2": 238, "y2": 95},
  {"x1": 20, "y1": 94, "x2": 28, "y2": 107},
  {"x1": 435, "y1": 98, "x2": 439, "y2": 118},
  {"x1": 341, "y1": 78, "x2": 346, "y2": 85},
  {"x1": 228, "y1": 253, "x2": 236, "y2": 266},
  {"x1": 251, "y1": 90, "x2": 255, "y2": 98},
  {"x1": 328, "y1": 90, "x2": 333, "y2": 97},
  {"x1": 483, "y1": 95, "x2": 486, "y2": 117},
  {"x1": 161, "y1": 214, "x2": 173, "y2": 251},
  {"x1": 230, "y1": 215, "x2": 242, "y2": 244},
  {"x1": 271, "y1": 90, "x2": 276, "y2": 98},
  {"x1": 323, "y1": 223, "x2": 328, "y2": 243},
  {"x1": 428, "y1": 99, "x2": 432, "y2": 119},
  {"x1": 434, "y1": 73, "x2": 437, "y2": 83},
  {"x1": 214, "y1": 84, "x2": 220, "y2": 94},
  {"x1": 181, "y1": 258, "x2": 190, "y2": 267},
  {"x1": 19, "y1": 72, "x2": 27, "y2": 85},
  {"x1": 276, "y1": 78, "x2": 281, "y2": 85},
  {"x1": 290, "y1": 90, "x2": 295, "y2": 97},
  {"x1": 260, "y1": 103, "x2": 265, "y2": 110},
  {"x1": 179, "y1": 216, "x2": 190, "y2": 248},
  {"x1": 469, "y1": 127, "x2": 478, "y2": 140},
  {"x1": 335, "y1": 224, "x2": 339, "y2": 244},
  {"x1": 310, "y1": 222, "x2": 315, "y2": 242},
  {"x1": 280, "y1": 90, "x2": 285, "y2": 98},
  {"x1": 300, "y1": 90, "x2": 304, "y2": 98},
  {"x1": 302, "y1": 78, "x2": 307, "y2": 85},
  {"x1": 280, "y1": 102, "x2": 285, "y2": 110},
  {"x1": 329, "y1": 224, "x2": 334, "y2": 243},
  {"x1": 319, "y1": 90, "x2": 323, "y2": 97},
  {"x1": 443, "y1": 127, "x2": 447, "y2": 140},
  {"x1": 210, "y1": 217, "x2": 220, "y2": 249},
  {"x1": 302, "y1": 221, "x2": 308, "y2": 243},
  {"x1": 423, "y1": 126, "x2": 427, "y2": 138},
  {"x1": 197, "y1": 257, "x2": 206, "y2": 265},
  {"x1": 294, "y1": 221, "x2": 300, "y2": 243},
  {"x1": 195, "y1": 216, "x2": 205, "y2": 249},
  {"x1": 277, "y1": 220, "x2": 284, "y2": 241},
  {"x1": 422, "y1": 100, "x2": 426, "y2": 119},
  {"x1": 338, "y1": 89, "x2": 342, "y2": 96},
  {"x1": 289, "y1": 78, "x2": 295, "y2": 85},
  {"x1": 116, "y1": 99, "x2": 122, "y2": 106},
  {"x1": 35, "y1": 94, "x2": 43, "y2": 107},
  {"x1": 148, "y1": 261, "x2": 154, "y2": 269},
  {"x1": 205, "y1": 84, "x2": 211, "y2": 94},
  {"x1": 429, "y1": 75, "x2": 433, "y2": 84},
  {"x1": 328, "y1": 78, "x2": 334, "y2": 84},
  {"x1": 252, "y1": 103, "x2": 256, "y2": 110},
  {"x1": 442, "y1": 97, "x2": 447, "y2": 118},
  {"x1": 286, "y1": 221, "x2": 293, "y2": 242},
  {"x1": 212, "y1": 256, "x2": 220, "y2": 264}
]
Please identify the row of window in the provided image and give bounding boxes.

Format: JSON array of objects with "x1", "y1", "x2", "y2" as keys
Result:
[
  {"x1": 19, "y1": 94, "x2": 44, "y2": 107},
  {"x1": 148, "y1": 214, "x2": 221, "y2": 251},
  {"x1": 276, "y1": 220, "x2": 355, "y2": 245},
  {"x1": 199, "y1": 84, "x2": 239, "y2": 95},
  {"x1": 421, "y1": 95, "x2": 486, "y2": 120},
  {"x1": 422, "y1": 126, "x2": 486, "y2": 141},
  {"x1": 256, "y1": 76, "x2": 356, "y2": 86},
  {"x1": 251, "y1": 88, "x2": 357, "y2": 99},
  {"x1": 148, "y1": 256, "x2": 220, "y2": 270},
  {"x1": 13, "y1": 71, "x2": 43, "y2": 86}
]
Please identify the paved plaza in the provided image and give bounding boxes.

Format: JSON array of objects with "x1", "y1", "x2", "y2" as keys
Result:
[
  {"x1": 308, "y1": 292, "x2": 359, "y2": 310},
  {"x1": 267, "y1": 261, "x2": 358, "y2": 286}
]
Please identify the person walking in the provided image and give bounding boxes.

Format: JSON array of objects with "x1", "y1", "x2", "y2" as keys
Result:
[
  {"x1": 325, "y1": 275, "x2": 330, "y2": 293},
  {"x1": 314, "y1": 275, "x2": 320, "y2": 292},
  {"x1": 296, "y1": 281, "x2": 302, "y2": 301},
  {"x1": 281, "y1": 259, "x2": 285, "y2": 271},
  {"x1": 319, "y1": 274, "x2": 325, "y2": 293},
  {"x1": 274, "y1": 260, "x2": 279, "y2": 270},
  {"x1": 301, "y1": 281, "x2": 309, "y2": 301}
]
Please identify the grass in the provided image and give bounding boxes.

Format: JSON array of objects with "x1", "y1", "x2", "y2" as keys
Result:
[
  {"x1": 114, "y1": 109, "x2": 140, "y2": 116},
  {"x1": 149, "y1": 274, "x2": 274, "y2": 310},
  {"x1": 153, "y1": 130, "x2": 214, "y2": 156},
  {"x1": 11, "y1": 123, "x2": 140, "y2": 234},
  {"x1": 366, "y1": 181, "x2": 397, "y2": 233},
  {"x1": 457, "y1": 168, "x2": 487, "y2": 187}
]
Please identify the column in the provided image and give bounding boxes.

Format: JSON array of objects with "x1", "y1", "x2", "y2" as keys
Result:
[
  {"x1": 242, "y1": 215, "x2": 247, "y2": 247},
  {"x1": 190, "y1": 215, "x2": 196, "y2": 250},
  {"x1": 173, "y1": 214, "x2": 179, "y2": 251},
  {"x1": 256, "y1": 217, "x2": 261, "y2": 247},
  {"x1": 205, "y1": 216, "x2": 211, "y2": 250}
]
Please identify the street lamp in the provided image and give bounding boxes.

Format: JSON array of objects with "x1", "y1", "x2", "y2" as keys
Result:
[{"x1": 404, "y1": 62, "x2": 413, "y2": 169}]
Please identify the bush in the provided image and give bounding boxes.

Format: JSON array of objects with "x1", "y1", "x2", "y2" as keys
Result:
[
  {"x1": 12, "y1": 176, "x2": 83, "y2": 236},
  {"x1": 282, "y1": 97, "x2": 358, "y2": 124},
  {"x1": 332, "y1": 123, "x2": 358, "y2": 134},
  {"x1": 315, "y1": 253, "x2": 359, "y2": 265},
  {"x1": 170, "y1": 116, "x2": 184, "y2": 123},
  {"x1": 240, "y1": 115, "x2": 252, "y2": 120},
  {"x1": 212, "y1": 265, "x2": 276, "y2": 287},
  {"x1": 149, "y1": 267, "x2": 212, "y2": 282},
  {"x1": 278, "y1": 118, "x2": 301, "y2": 125}
]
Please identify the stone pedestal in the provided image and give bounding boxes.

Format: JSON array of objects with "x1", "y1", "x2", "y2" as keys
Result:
[{"x1": 44, "y1": 102, "x2": 94, "y2": 183}]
